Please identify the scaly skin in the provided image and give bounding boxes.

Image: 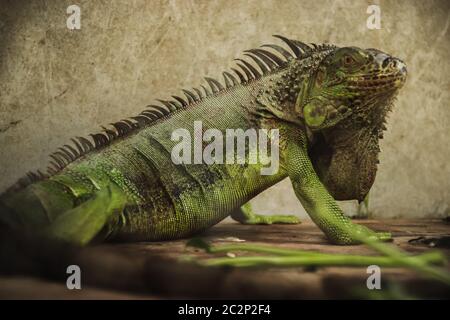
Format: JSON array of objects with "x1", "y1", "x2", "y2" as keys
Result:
[{"x1": 0, "y1": 36, "x2": 407, "y2": 246}]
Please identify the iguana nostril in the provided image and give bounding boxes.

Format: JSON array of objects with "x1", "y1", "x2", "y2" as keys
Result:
[{"x1": 396, "y1": 60, "x2": 407, "y2": 75}]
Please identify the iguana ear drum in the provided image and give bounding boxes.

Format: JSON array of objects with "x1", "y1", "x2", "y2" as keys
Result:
[
  {"x1": 303, "y1": 101, "x2": 327, "y2": 128},
  {"x1": 302, "y1": 102, "x2": 341, "y2": 129}
]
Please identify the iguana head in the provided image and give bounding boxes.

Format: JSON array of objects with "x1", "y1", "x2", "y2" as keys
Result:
[
  {"x1": 298, "y1": 46, "x2": 407, "y2": 130},
  {"x1": 301, "y1": 46, "x2": 407, "y2": 201}
]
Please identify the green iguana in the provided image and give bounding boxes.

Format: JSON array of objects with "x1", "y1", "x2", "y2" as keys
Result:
[{"x1": 0, "y1": 36, "x2": 407, "y2": 246}]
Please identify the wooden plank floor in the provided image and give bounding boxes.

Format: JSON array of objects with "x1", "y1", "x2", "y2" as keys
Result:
[{"x1": 1, "y1": 219, "x2": 449, "y2": 299}]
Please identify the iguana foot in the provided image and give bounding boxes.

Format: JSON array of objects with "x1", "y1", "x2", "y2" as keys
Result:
[
  {"x1": 231, "y1": 203, "x2": 301, "y2": 225},
  {"x1": 328, "y1": 223, "x2": 392, "y2": 245},
  {"x1": 241, "y1": 214, "x2": 301, "y2": 225}
]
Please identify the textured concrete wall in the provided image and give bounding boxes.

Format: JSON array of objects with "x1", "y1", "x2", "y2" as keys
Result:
[{"x1": 0, "y1": 0, "x2": 449, "y2": 218}]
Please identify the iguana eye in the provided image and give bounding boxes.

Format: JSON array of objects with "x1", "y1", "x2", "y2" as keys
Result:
[{"x1": 343, "y1": 55, "x2": 355, "y2": 66}]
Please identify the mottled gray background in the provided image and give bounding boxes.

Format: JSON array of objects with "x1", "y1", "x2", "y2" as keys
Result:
[{"x1": 0, "y1": 0, "x2": 449, "y2": 219}]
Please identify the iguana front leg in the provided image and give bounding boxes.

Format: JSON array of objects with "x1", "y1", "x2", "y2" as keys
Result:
[
  {"x1": 285, "y1": 126, "x2": 391, "y2": 245},
  {"x1": 231, "y1": 202, "x2": 300, "y2": 225}
]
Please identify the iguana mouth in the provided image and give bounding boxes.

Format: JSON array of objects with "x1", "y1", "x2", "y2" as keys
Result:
[{"x1": 348, "y1": 70, "x2": 407, "y2": 94}]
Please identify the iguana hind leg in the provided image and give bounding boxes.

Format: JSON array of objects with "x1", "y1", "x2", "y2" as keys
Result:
[
  {"x1": 46, "y1": 184, "x2": 127, "y2": 246},
  {"x1": 231, "y1": 202, "x2": 301, "y2": 225}
]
